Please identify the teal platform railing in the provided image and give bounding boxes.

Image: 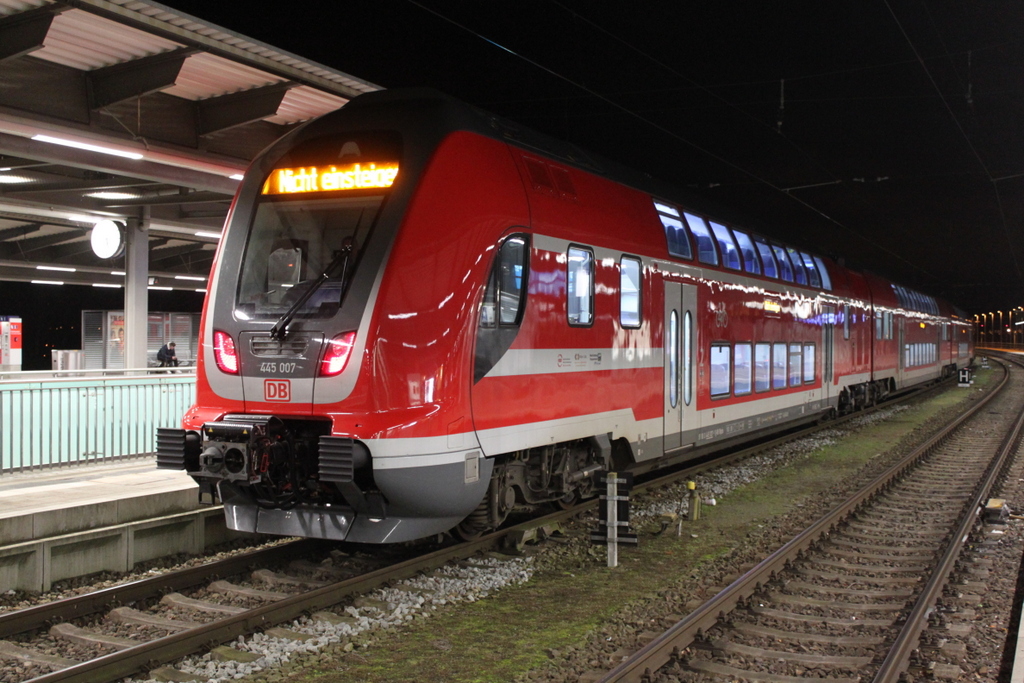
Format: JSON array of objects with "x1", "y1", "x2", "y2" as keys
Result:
[{"x1": 0, "y1": 368, "x2": 196, "y2": 472}]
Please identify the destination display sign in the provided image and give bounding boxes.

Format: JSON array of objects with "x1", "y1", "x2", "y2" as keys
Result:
[{"x1": 262, "y1": 162, "x2": 399, "y2": 195}]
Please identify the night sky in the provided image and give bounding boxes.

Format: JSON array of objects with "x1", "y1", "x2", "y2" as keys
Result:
[{"x1": 67, "y1": 2, "x2": 1024, "y2": 323}]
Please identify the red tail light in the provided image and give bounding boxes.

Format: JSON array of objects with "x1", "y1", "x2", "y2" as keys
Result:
[
  {"x1": 213, "y1": 330, "x2": 239, "y2": 374},
  {"x1": 321, "y1": 331, "x2": 356, "y2": 377}
]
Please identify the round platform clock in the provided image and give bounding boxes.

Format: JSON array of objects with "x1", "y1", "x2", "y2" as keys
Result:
[{"x1": 91, "y1": 219, "x2": 125, "y2": 259}]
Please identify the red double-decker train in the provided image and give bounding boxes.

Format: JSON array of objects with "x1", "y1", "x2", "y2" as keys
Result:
[{"x1": 157, "y1": 89, "x2": 974, "y2": 543}]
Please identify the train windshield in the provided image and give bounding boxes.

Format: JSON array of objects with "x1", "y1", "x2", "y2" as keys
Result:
[{"x1": 235, "y1": 195, "x2": 382, "y2": 319}]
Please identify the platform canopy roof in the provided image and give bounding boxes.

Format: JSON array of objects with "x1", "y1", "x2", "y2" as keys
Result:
[{"x1": 0, "y1": 0, "x2": 380, "y2": 289}]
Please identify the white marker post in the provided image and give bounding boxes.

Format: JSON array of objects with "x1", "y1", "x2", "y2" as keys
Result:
[{"x1": 607, "y1": 471, "x2": 619, "y2": 568}]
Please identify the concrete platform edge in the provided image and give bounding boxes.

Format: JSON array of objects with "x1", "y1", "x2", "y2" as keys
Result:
[{"x1": 0, "y1": 507, "x2": 248, "y2": 593}]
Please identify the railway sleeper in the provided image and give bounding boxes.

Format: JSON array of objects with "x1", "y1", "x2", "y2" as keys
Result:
[
  {"x1": 109, "y1": 606, "x2": 203, "y2": 632},
  {"x1": 49, "y1": 622, "x2": 138, "y2": 651},
  {"x1": 160, "y1": 592, "x2": 247, "y2": 616},
  {"x1": 209, "y1": 579, "x2": 288, "y2": 602},
  {"x1": 0, "y1": 639, "x2": 78, "y2": 668}
]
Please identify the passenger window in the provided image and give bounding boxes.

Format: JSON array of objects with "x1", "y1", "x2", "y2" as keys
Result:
[
  {"x1": 684, "y1": 213, "x2": 718, "y2": 266},
  {"x1": 843, "y1": 304, "x2": 850, "y2": 340},
  {"x1": 754, "y1": 238, "x2": 778, "y2": 278},
  {"x1": 788, "y1": 344, "x2": 802, "y2": 387},
  {"x1": 481, "y1": 235, "x2": 529, "y2": 327},
  {"x1": 710, "y1": 344, "x2": 731, "y2": 397},
  {"x1": 772, "y1": 342, "x2": 787, "y2": 389},
  {"x1": 771, "y1": 244, "x2": 794, "y2": 282},
  {"x1": 813, "y1": 256, "x2": 832, "y2": 290},
  {"x1": 620, "y1": 257, "x2": 642, "y2": 328},
  {"x1": 787, "y1": 247, "x2": 808, "y2": 285},
  {"x1": 567, "y1": 246, "x2": 594, "y2": 326},
  {"x1": 754, "y1": 343, "x2": 771, "y2": 392},
  {"x1": 734, "y1": 343, "x2": 752, "y2": 395},
  {"x1": 655, "y1": 202, "x2": 693, "y2": 260},
  {"x1": 803, "y1": 343, "x2": 815, "y2": 382},
  {"x1": 710, "y1": 222, "x2": 741, "y2": 270},
  {"x1": 732, "y1": 230, "x2": 761, "y2": 275},
  {"x1": 799, "y1": 252, "x2": 821, "y2": 288}
]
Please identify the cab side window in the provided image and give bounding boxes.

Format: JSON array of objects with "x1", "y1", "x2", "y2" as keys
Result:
[{"x1": 481, "y1": 236, "x2": 529, "y2": 328}]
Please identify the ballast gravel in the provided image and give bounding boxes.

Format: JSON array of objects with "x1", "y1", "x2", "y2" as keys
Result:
[
  {"x1": 123, "y1": 558, "x2": 536, "y2": 683},
  {"x1": 115, "y1": 406, "x2": 914, "y2": 683}
]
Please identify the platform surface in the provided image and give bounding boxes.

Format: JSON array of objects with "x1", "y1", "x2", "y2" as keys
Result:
[{"x1": 0, "y1": 458, "x2": 200, "y2": 545}]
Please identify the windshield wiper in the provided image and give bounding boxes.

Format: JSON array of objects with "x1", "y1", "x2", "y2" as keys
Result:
[{"x1": 270, "y1": 240, "x2": 353, "y2": 341}]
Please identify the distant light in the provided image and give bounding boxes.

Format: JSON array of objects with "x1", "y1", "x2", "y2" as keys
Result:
[
  {"x1": 174, "y1": 275, "x2": 207, "y2": 281},
  {"x1": 92, "y1": 283, "x2": 122, "y2": 288},
  {"x1": 32, "y1": 134, "x2": 144, "y2": 160},
  {"x1": 36, "y1": 265, "x2": 76, "y2": 272},
  {"x1": 148, "y1": 286, "x2": 173, "y2": 291},
  {"x1": 195, "y1": 231, "x2": 222, "y2": 239},
  {"x1": 111, "y1": 271, "x2": 126, "y2": 276},
  {"x1": 87, "y1": 191, "x2": 138, "y2": 200},
  {"x1": 31, "y1": 280, "x2": 63, "y2": 285},
  {"x1": 229, "y1": 174, "x2": 244, "y2": 181}
]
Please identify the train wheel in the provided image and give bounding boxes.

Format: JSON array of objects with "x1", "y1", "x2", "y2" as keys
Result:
[{"x1": 555, "y1": 491, "x2": 579, "y2": 509}]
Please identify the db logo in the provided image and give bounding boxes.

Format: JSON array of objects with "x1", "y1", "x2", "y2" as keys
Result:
[{"x1": 264, "y1": 379, "x2": 291, "y2": 402}]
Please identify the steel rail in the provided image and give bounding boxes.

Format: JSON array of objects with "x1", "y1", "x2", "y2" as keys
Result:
[
  {"x1": 597, "y1": 361, "x2": 1010, "y2": 683},
  {"x1": 2, "y1": 377, "x2": 936, "y2": 636},
  {"x1": 872, "y1": 357, "x2": 1024, "y2": 681},
  {"x1": 21, "y1": 530, "x2": 513, "y2": 683},
  {"x1": 7, "y1": 374, "x2": 958, "y2": 682},
  {"x1": 0, "y1": 539, "x2": 326, "y2": 638}
]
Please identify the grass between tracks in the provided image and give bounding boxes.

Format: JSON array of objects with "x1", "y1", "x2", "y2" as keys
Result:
[{"x1": 245, "y1": 369, "x2": 994, "y2": 683}]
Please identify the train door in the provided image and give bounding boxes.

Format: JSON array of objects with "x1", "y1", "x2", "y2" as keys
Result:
[
  {"x1": 662, "y1": 281, "x2": 697, "y2": 458},
  {"x1": 822, "y1": 305, "x2": 834, "y2": 403},
  {"x1": 896, "y1": 319, "x2": 905, "y2": 387}
]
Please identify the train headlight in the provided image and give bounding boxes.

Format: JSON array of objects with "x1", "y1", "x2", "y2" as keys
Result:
[
  {"x1": 213, "y1": 330, "x2": 239, "y2": 374},
  {"x1": 320, "y1": 331, "x2": 356, "y2": 377}
]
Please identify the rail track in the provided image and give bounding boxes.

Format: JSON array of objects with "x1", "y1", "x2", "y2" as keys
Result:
[
  {"x1": 594, "y1": 356, "x2": 1023, "y2": 683},
  {"x1": 0, "y1": 375, "x2": 976, "y2": 683}
]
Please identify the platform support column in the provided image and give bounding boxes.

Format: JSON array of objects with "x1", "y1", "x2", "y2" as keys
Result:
[{"x1": 124, "y1": 208, "x2": 149, "y2": 373}]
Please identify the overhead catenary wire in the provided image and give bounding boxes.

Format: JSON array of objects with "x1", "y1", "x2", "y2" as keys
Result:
[
  {"x1": 883, "y1": 0, "x2": 1022, "y2": 280},
  {"x1": 405, "y1": 0, "x2": 933, "y2": 279}
]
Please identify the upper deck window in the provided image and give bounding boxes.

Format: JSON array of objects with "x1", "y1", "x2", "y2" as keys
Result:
[
  {"x1": 754, "y1": 238, "x2": 778, "y2": 278},
  {"x1": 787, "y1": 247, "x2": 808, "y2": 285},
  {"x1": 771, "y1": 244, "x2": 794, "y2": 282},
  {"x1": 655, "y1": 202, "x2": 693, "y2": 260},
  {"x1": 732, "y1": 230, "x2": 761, "y2": 275},
  {"x1": 710, "y1": 222, "x2": 741, "y2": 270},
  {"x1": 813, "y1": 256, "x2": 832, "y2": 290},
  {"x1": 684, "y1": 213, "x2": 718, "y2": 265},
  {"x1": 799, "y1": 252, "x2": 821, "y2": 288}
]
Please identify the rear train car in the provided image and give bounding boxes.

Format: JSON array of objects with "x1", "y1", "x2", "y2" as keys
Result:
[{"x1": 157, "y1": 89, "x2": 973, "y2": 543}]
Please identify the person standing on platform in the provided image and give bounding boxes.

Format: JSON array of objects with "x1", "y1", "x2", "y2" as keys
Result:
[{"x1": 157, "y1": 341, "x2": 179, "y2": 367}]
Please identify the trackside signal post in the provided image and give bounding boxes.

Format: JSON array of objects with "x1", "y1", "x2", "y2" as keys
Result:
[{"x1": 591, "y1": 471, "x2": 637, "y2": 567}]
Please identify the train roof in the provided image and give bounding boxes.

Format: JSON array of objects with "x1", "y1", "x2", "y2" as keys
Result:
[{"x1": 339, "y1": 88, "x2": 956, "y2": 312}]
